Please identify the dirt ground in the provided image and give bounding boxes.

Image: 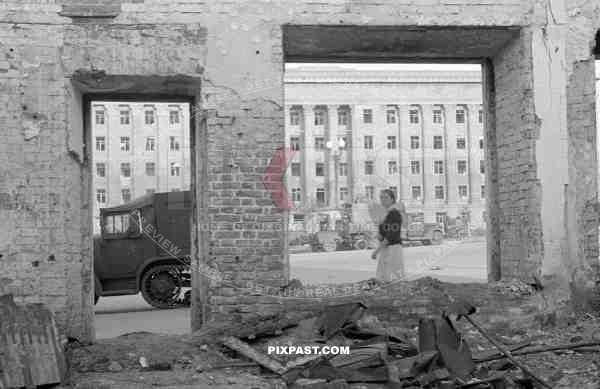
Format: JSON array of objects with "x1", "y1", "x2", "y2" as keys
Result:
[{"x1": 57, "y1": 311, "x2": 600, "y2": 389}]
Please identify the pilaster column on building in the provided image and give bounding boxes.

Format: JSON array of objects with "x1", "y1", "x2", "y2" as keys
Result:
[
  {"x1": 327, "y1": 105, "x2": 340, "y2": 208},
  {"x1": 463, "y1": 104, "x2": 473, "y2": 205},
  {"x1": 300, "y1": 105, "x2": 312, "y2": 208}
]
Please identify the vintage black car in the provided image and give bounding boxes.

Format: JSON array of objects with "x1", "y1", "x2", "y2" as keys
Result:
[{"x1": 93, "y1": 191, "x2": 192, "y2": 309}]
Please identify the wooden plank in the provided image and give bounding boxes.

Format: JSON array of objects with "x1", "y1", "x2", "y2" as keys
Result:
[{"x1": 220, "y1": 336, "x2": 286, "y2": 375}]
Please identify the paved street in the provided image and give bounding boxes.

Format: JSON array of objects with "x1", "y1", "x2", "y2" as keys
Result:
[{"x1": 94, "y1": 240, "x2": 486, "y2": 339}]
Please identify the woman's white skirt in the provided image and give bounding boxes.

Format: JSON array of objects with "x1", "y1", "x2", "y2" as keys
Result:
[{"x1": 375, "y1": 244, "x2": 406, "y2": 283}]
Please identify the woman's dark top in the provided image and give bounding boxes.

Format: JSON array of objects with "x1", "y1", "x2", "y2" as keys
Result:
[{"x1": 378, "y1": 208, "x2": 403, "y2": 246}]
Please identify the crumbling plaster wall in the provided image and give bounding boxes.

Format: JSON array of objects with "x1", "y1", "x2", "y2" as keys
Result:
[{"x1": 0, "y1": 0, "x2": 599, "y2": 343}]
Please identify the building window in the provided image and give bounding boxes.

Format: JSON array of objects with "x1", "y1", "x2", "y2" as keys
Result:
[
  {"x1": 434, "y1": 160, "x2": 444, "y2": 175},
  {"x1": 412, "y1": 186, "x2": 422, "y2": 200},
  {"x1": 456, "y1": 108, "x2": 465, "y2": 124},
  {"x1": 293, "y1": 214, "x2": 305, "y2": 223},
  {"x1": 146, "y1": 162, "x2": 155, "y2": 176},
  {"x1": 95, "y1": 110, "x2": 105, "y2": 125},
  {"x1": 120, "y1": 109, "x2": 130, "y2": 125},
  {"x1": 169, "y1": 136, "x2": 180, "y2": 151},
  {"x1": 169, "y1": 110, "x2": 180, "y2": 124},
  {"x1": 290, "y1": 137, "x2": 301, "y2": 150},
  {"x1": 479, "y1": 138, "x2": 484, "y2": 149},
  {"x1": 364, "y1": 161, "x2": 374, "y2": 175},
  {"x1": 290, "y1": 110, "x2": 300, "y2": 125},
  {"x1": 170, "y1": 163, "x2": 181, "y2": 176},
  {"x1": 433, "y1": 109, "x2": 442, "y2": 124},
  {"x1": 172, "y1": 188, "x2": 181, "y2": 192},
  {"x1": 338, "y1": 110, "x2": 348, "y2": 126},
  {"x1": 410, "y1": 161, "x2": 420, "y2": 175},
  {"x1": 146, "y1": 137, "x2": 155, "y2": 151},
  {"x1": 458, "y1": 185, "x2": 468, "y2": 199},
  {"x1": 433, "y1": 135, "x2": 443, "y2": 149},
  {"x1": 291, "y1": 162, "x2": 301, "y2": 176},
  {"x1": 122, "y1": 188, "x2": 131, "y2": 203},
  {"x1": 364, "y1": 136, "x2": 373, "y2": 150},
  {"x1": 314, "y1": 137, "x2": 325, "y2": 150},
  {"x1": 456, "y1": 137, "x2": 466, "y2": 149},
  {"x1": 389, "y1": 186, "x2": 398, "y2": 199},
  {"x1": 316, "y1": 188, "x2": 326, "y2": 205},
  {"x1": 365, "y1": 186, "x2": 374, "y2": 200},
  {"x1": 457, "y1": 160, "x2": 467, "y2": 175},
  {"x1": 480, "y1": 160, "x2": 485, "y2": 174},
  {"x1": 436, "y1": 212, "x2": 447, "y2": 225},
  {"x1": 478, "y1": 109, "x2": 483, "y2": 123},
  {"x1": 314, "y1": 110, "x2": 325, "y2": 126},
  {"x1": 386, "y1": 109, "x2": 396, "y2": 124},
  {"x1": 96, "y1": 163, "x2": 106, "y2": 178},
  {"x1": 339, "y1": 162, "x2": 348, "y2": 177},
  {"x1": 387, "y1": 136, "x2": 397, "y2": 150},
  {"x1": 292, "y1": 188, "x2": 301, "y2": 202},
  {"x1": 120, "y1": 163, "x2": 131, "y2": 177},
  {"x1": 341, "y1": 136, "x2": 348, "y2": 149},
  {"x1": 481, "y1": 185, "x2": 486, "y2": 199},
  {"x1": 145, "y1": 110, "x2": 155, "y2": 125},
  {"x1": 120, "y1": 137, "x2": 130, "y2": 152},
  {"x1": 409, "y1": 109, "x2": 419, "y2": 124},
  {"x1": 340, "y1": 187, "x2": 349, "y2": 201},
  {"x1": 388, "y1": 160, "x2": 398, "y2": 175},
  {"x1": 146, "y1": 189, "x2": 155, "y2": 195},
  {"x1": 434, "y1": 186, "x2": 445, "y2": 200},
  {"x1": 96, "y1": 189, "x2": 106, "y2": 203},
  {"x1": 316, "y1": 163, "x2": 325, "y2": 176},
  {"x1": 96, "y1": 136, "x2": 106, "y2": 152},
  {"x1": 410, "y1": 136, "x2": 420, "y2": 149},
  {"x1": 363, "y1": 109, "x2": 372, "y2": 124}
]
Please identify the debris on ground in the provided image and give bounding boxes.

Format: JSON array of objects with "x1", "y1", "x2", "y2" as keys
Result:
[{"x1": 62, "y1": 297, "x2": 600, "y2": 388}]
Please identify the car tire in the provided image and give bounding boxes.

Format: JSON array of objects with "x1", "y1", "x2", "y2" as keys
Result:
[
  {"x1": 423, "y1": 239, "x2": 432, "y2": 246},
  {"x1": 140, "y1": 264, "x2": 189, "y2": 309},
  {"x1": 355, "y1": 239, "x2": 368, "y2": 250}
]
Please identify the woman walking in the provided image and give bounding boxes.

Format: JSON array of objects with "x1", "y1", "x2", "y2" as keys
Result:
[{"x1": 371, "y1": 189, "x2": 406, "y2": 283}]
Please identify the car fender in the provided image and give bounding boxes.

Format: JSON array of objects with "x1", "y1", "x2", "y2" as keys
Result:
[{"x1": 135, "y1": 255, "x2": 192, "y2": 287}]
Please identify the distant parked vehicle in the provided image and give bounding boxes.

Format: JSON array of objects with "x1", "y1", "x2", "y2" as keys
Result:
[
  {"x1": 402, "y1": 220, "x2": 444, "y2": 246},
  {"x1": 94, "y1": 191, "x2": 192, "y2": 309}
]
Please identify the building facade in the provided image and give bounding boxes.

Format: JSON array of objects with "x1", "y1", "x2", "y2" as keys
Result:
[
  {"x1": 284, "y1": 68, "x2": 485, "y2": 233},
  {"x1": 91, "y1": 102, "x2": 191, "y2": 233}
]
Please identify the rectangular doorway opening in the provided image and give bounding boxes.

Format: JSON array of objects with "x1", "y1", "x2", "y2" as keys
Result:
[
  {"x1": 88, "y1": 98, "x2": 193, "y2": 339},
  {"x1": 284, "y1": 62, "x2": 488, "y2": 288}
]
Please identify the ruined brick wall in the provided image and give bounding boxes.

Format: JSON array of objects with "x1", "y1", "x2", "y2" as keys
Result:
[
  {"x1": 491, "y1": 29, "x2": 543, "y2": 280},
  {"x1": 1, "y1": 0, "x2": 600, "y2": 342}
]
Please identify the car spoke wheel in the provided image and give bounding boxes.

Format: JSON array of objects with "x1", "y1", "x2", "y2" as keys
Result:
[
  {"x1": 355, "y1": 239, "x2": 367, "y2": 250},
  {"x1": 141, "y1": 264, "x2": 190, "y2": 309}
]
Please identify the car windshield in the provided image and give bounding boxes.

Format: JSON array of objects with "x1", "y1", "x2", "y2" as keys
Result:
[{"x1": 103, "y1": 211, "x2": 141, "y2": 236}]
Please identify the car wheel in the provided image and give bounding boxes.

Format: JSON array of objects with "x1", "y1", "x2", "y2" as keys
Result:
[
  {"x1": 355, "y1": 239, "x2": 367, "y2": 250},
  {"x1": 423, "y1": 239, "x2": 432, "y2": 246},
  {"x1": 141, "y1": 264, "x2": 190, "y2": 309},
  {"x1": 432, "y1": 231, "x2": 443, "y2": 245}
]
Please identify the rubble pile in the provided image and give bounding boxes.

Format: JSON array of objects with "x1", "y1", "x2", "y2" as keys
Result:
[{"x1": 205, "y1": 301, "x2": 600, "y2": 389}]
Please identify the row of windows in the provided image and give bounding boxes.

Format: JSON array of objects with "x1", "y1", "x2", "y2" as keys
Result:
[
  {"x1": 290, "y1": 108, "x2": 484, "y2": 126},
  {"x1": 95, "y1": 136, "x2": 181, "y2": 152},
  {"x1": 95, "y1": 109, "x2": 181, "y2": 125},
  {"x1": 96, "y1": 162, "x2": 182, "y2": 178},
  {"x1": 289, "y1": 185, "x2": 486, "y2": 203},
  {"x1": 289, "y1": 159, "x2": 485, "y2": 176},
  {"x1": 290, "y1": 136, "x2": 485, "y2": 151},
  {"x1": 95, "y1": 187, "x2": 181, "y2": 204}
]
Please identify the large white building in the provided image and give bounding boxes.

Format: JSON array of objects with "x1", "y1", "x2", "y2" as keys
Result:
[
  {"x1": 284, "y1": 67, "x2": 486, "y2": 232},
  {"x1": 91, "y1": 102, "x2": 191, "y2": 233}
]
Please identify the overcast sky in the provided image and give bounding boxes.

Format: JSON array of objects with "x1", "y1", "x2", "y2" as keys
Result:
[{"x1": 285, "y1": 63, "x2": 482, "y2": 71}]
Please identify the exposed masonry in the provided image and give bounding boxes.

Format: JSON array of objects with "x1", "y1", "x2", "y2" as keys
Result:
[{"x1": 0, "y1": 0, "x2": 598, "y2": 342}]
